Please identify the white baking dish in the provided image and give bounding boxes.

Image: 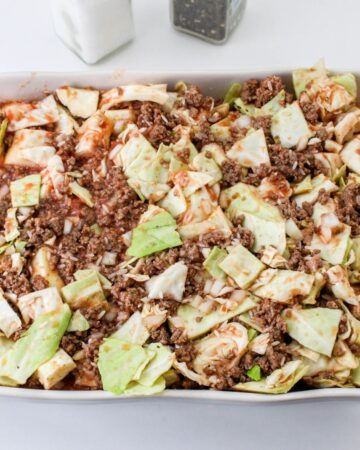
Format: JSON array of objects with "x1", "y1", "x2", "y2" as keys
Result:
[{"x1": 0, "y1": 70, "x2": 359, "y2": 403}]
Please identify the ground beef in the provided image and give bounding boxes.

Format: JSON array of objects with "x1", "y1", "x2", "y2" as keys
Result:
[
  {"x1": 31, "y1": 275, "x2": 49, "y2": 291},
  {"x1": 251, "y1": 115, "x2": 272, "y2": 136},
  {"x1": 240, "y1": 342, "x2": 290, "y2": 378},
  {"x1": 179, "y1": 239, "x2": 204, "y2": 264},
  {"x1": 241, "y1": 79, "x2": 259, "y2": 104},
  {"x1": 203, "y1": 364, "x2": 243, "y2": 390},
  {"x1": 184, "y1": 85, "x2": 207, "y2": 109},
  {"x1": 150, "y1": 325, "x2": 171, "y2": 345},
  {"x1": 336, "y1": 183, "x2": 360, "y2": 236},
  {"x1": 73, "y1": 331, "x2": 104, "y2": 390},
  {"x1": 136, "y1": 101, "x2": 177, "y2": 147},
  {"x1": 198, "y1": 230, "x2": 229, "y2": 247},
  {"x1": 286, "y1": 242, "x2": 322, "y2": 273},
  {"x1": 267, "y1": 144, "x2": 324, "y2": 183},
  {"x1": 300, "y1": 100, "x2": 319, "y2": 124},
  {"x1": 250, "y1": 299, "x2": 287, "y2": 342},
  {"x1": 220, "y1": 159, "x2": 244, "y2": 187},
  {"x1": 255, "y1": 76, "x2": 286, "y2": 108},
  {"x1": 91, "y1": 165, "x2": 146, "y2": 232},
  {"x1": 232, "y1": 217, "x2": 255, "y2": 249},
  {"x1": 0, "y1": 256, "x2": 32, "y2": 296},
  {"x1": 277, "y1": 197, "x2": 313, "y2": 224},
  {"x1": 111, "y1": 285, "x2": 145, "y2": 315},
  {"x1": 174, "y1": 341, "x2": 197, "y2": 369},
  {"x1": 139, "y1": 248, "x2": 180, "y2": 276}
]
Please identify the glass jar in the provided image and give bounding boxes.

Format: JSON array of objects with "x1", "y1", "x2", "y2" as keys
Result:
[{"x1": 170, "y1": 0, "x2": 247, "y2": 44}]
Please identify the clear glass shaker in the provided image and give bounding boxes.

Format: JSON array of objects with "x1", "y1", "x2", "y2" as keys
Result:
[{"x1": 170, "y1": 0, "x2": 247, "y2": 44}]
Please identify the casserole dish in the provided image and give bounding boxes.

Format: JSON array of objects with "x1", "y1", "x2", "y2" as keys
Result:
[{"x1": 0, "y1": 68, "x2": 360, "y2": 403}]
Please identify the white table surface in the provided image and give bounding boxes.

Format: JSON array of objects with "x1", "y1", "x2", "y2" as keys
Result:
[{"x1": 2, "y1": 0, "x2": 360, "y2": 449}]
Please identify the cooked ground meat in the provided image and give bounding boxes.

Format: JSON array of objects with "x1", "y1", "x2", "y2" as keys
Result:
[
  {"x1": 241, "y1": 79, "x2": 259, "y2": 104},
  {"x1": 250, "y1": 299, "x2": 287, "y2": 342},
  {"x1": 220, "y1": 159, "x2": 244, "y2": 187},
  {"x1": 336, "y1": 183, "x2": 360, "y2": 236},
  {"x1": 251, "y1": 115, "x2": 272, "y2": 136},
  {"x1": 286, "y1": 242, "x2": 322, "y2": 273},
  {"x1": 254, "y1": 76, "x2": 286, "y2": 108}
]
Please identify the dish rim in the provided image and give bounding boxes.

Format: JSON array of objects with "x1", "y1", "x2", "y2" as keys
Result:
[{"x1": 0, "y1": 68, "x2": 359, "y2": 403}]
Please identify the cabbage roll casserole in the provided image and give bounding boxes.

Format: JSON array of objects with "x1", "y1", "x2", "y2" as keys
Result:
[{"x1": 0, "y1": 61, "x2": 360, "y2": 395}]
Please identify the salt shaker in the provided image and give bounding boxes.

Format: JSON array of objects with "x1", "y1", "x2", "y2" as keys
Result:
[
  {"x1": 50, "y1": 0, "x2": 135, "y2": 64},
  {"x1": 170, "y1": 0, "x2": 247, "y2": 44}
]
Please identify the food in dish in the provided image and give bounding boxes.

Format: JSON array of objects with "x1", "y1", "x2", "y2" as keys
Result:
[{"x1": 0, "y1": 61, "x2": 360, "y2": 396}]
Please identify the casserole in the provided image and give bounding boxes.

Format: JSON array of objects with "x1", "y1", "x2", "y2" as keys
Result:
[{"x1": 0, "y1": 68, "x2": 359, "y2": 402}]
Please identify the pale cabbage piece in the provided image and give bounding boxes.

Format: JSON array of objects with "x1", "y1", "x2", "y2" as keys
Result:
[
  {"x1": 260, "y1": 246, "x2": 287, "y2": 268},
  {"x1": 114, "y1": 128, "x2": 155, "y2": 170},
  {"x1": 17, "y1": 287, "x2": 63, "y2": 324},
  {"x1": 56, "y1": 87, "x2": 99, "y2": 119},
  {"x1": 74, "y1": 269, "x2": 112, "y2": 291},
  {"x1": 220, "y1": 182, "x2": 283, "y2": 222},
  {"x1": 100, "y1": 84, "x2": 169, "y2": 110},
  {"x1": 227, "y1": 128, "x2": 270, "y2": 168},
  {"x1": 127, "y1": 206, "x2": 182, "y2": 258},
  {"x1": 0, "y1": 337, "x2": 14, "y2": 358},
  {"x1": 173, "y1": 170, "x2": 213, "y2": 197},
  {"x1": 158, "y1": 185, "x2": 187, "y2": 218},
  {"x1": 271, "y1": 102, "x2": 312, "y2": 148},
  {"x1": 31, "y1": 246, "x2": 64, "y2": 290},
  {"x1": 314, "y1": 153, "x2": 342, "y2": 179},
  {"x1": 170, "y1": 126, "x2": 198, "y2": 164},
  {"x1": 104, "y1": 109, "x2": 135, "y2": 135},
  {"x1": 341, "y1": 137, "x2": 360, "y2": 175},
  {"x1": 283, "y1": 307, "x2": 342, "y2": 356},
  {"x1": 172, "y1": 360, "x2": 210, "y2": 387},
  {"x1": 141, "y1": 304, "x2": 167, "y2": 332},
  {"x1": 40, "y1": 155, "x2": 65, "y2": 199},
  {"x1": 249, "y1": 332, "x2": 270, "y2": 355},
  {"x1": 0, "y1": 304, "x2": 71, "y2": 386},
  {"x1": 285, "y1": 219, "x2": 303, "y2": 240},
  {"x1": 123, "y1": 376, "x2": 166, "y2": 396},
  {"x1": 293, "y1": 174, "x2": 338, "y2": 207},
  {"x1": 4, "y1": 208, "x2": 19, "y2": 242},
  {"x1": 5, "y1": 129, "x2": 55, "y2": 167},
  {"x1": 67, "y1": 310, "x2": 90, "y2": 332},
  {"x1": 180, "y1": 186, "x2": 217, "y2": 225},
  {"x1": 136, "y1": 143, "x2": 170, "y2": 184},
  {"x1": 203, "y1": 246, "x2": 228, "y2": 280},
  {"x1": 2, "y1": 96, "x2": 59, "y2": 131},
  {"x1": 326, "y1": 265, "x2": 359, "y2": 305},
  {"x1": 97, "y1": 338, "x2": 148, "y2": 395},
  {"x1": 191, "y1": 153, "x2": 222, "y2": 185},
  {"x1": 292, "y1": 175, "x2": 312, "y2": 195},
  {"x1": 220, "y1": 181, "x2": 286, "y2": 253},
  {"x1": 0, "y1": 289, "x2": 22, "y2": 338},
  {"x1": 251, "y1": 269, "x2": 314, "y2": 303},
  {"x1": 224, "y1": 82, "x2": 242, "y2": 105},
  {"x1": 302, "y1": 341, "x2": 358, "y2": 386},
  {"x1": 302, "y1": 272, "x2": 325, "y2": 305},
  {"x1": 69, "y1": 181, "x2": 94, "y2": 207},
  {"x1": 234, "y1": 360, "x2": 308, "y2": 394},
  {"x1": 10, "y1": 174, "x2": 41, "y2": 208},
  {"x1": 219, "y1": 244, "x2": 265, "y2": 289},
  {"x1": 243, "y1": 213, "x2": 286, "y2": 255},
  {"x1": 37, "y1": 349, "x2": 76, "y2": 390},
  {"x1": 61, "y1": 272, "x2": 107, "y2": 310},
  {"x1": 178, "y1": 206, "x2": 232, "y2": 240},
  {"x1": 112, "y1": 311, "x2": 150, "y2": 345},
  {"x1": 258, "y1": 176, "x2": 292, "y2": 201},
  {"x1": 56, "y1": 106, "x2": 80, "y2": 135},
  {"x1": 137, "y1": 343, "x2": 174, "y2": 387},
  {"x1": 310, "y1": 223, "x2": 351, "y2": 265},
  {"x1": 201, "y1": 143, "x2": 227, "y2": 166},
  {"x1": 75, "y1": 111, "x2": 112, "y2": 157},
  {"x1": 210, "y1": 117, "x2": 232, "y2": 142},
  {"x1": 128, "y1": 179, "x2": 169, "y2": 203},
  {"x1": 170, "y1": 291, "x2": 258, "y2": 339},
  {"x1": 145, "y1": 261, "x2": 188, "y2": 302},
  {"x1": 193, "y1": 322, "x2": 248, "y2": 383},
  {"x1": 334, "y1": 111, "x2": 360, "y2": 144},
  {"x1": 308, "y1": 77, "x2": 355, "y2": 118},
  {"x1": 331, "y1": 73, "x2": 357, "y2": 98},
  {"x1": 292, "y1": 59, "x2": 328, "y2": 98},
  {"x1": 260, "y1": 90, "x2": 286, "y2": 115}
]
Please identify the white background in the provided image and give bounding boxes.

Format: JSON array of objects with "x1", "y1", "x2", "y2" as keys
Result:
[{"x1": 2, "y1": 0, "x2": 360, "y2": 449}]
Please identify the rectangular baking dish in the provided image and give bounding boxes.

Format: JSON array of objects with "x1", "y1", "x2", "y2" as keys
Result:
[{"x1": 0, "y1": 69, "x2": 360, "y2": 403}]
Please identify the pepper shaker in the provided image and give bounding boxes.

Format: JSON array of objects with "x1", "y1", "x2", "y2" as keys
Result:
[
  {"x1": 50, "y1": 0, "x2": 135, "y2": 64},
  {"x1": 170, "y1": 0, "x2": 247, "y2": 44}
]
